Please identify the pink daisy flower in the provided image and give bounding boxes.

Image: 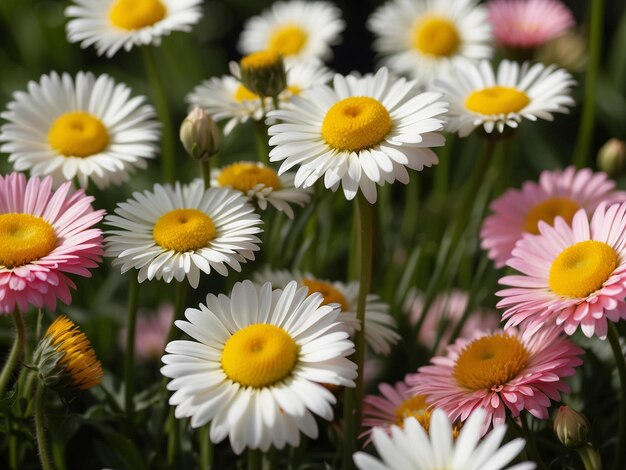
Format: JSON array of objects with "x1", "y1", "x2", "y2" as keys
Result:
[
  {"x1": 482, "y1": 166, "x2": 626, "y2": 268},
  {"x1": 409, "y1": 326, "x2": 583, "y2": 433},
  {"x1": 488, "y1": 0, "x2": 575, "y2": 49},
  {"x1": 406, "y1": 289, "x2": 500, "y2": 354},
  {"x1": 0, "y1": 172, "x2": 104, "y2": 313},
  {"x1": 498, "y1": 201, "x2": 626, "y2": 339},
  {"x1": 119, "y1": 304, "x2": 173, "y2": 360},
  {"x1": 361, "y1": 375, "x2": 431, "y2": 445}
]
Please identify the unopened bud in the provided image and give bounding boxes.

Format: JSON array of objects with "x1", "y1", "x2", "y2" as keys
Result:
[
  {"x1": 576, "y1": 444, "x2": 602, "y2": 470},
  {"x1": 180, "y1": 106, "x2": 220, "y2": 162},
  {"x1": 597, "y1": 138, "x2": 626, "y2": 178},
  {"x1": 536, "y1": 30, "x2": 587, "y2": 73},
  {"x1": 554, "y1": 406, "x2": 589, "y2": 448},
  {"x1": 239, "y1": 50, "x2": 287, "y2": 98}
]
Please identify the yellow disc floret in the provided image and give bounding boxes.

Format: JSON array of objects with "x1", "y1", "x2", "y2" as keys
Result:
[
  {"x1": 549, "y1": 240, "x2": 618, "y2": 298},
  {"x1": 241, "y1": 51, "x2": 281, "y2": 70},
  {"x1": 454, "y1": 334, "x2": 529, "y2": 391},
  {"x1": 46, "y1": 316, "x2": 103, "y2": 390},
  {"x1": 234, "y1": 85, "x2": 260, "y2": 103},
  {"x1": 412, "y1": 16, "x2": 460, "y2": 57},
  {"x1": 523, "y1": 198, "x2": 581, "y2": 235},
  {"x1": 0, "y1": 213, "x2": 57, "y2": 268},
  {"x1": 394, "y1": 394, "x2": 431, "y2": 430},
  {"x1": 217, "y1": 162, "x2": 281, "y2": 192},
  {"x1": 321, "y1": 97, "x2": 392, "y2": 152},
  {"x1": 302, "y1": 278, "x2": 349, "y2": 312},
  {"x1": 268, "y1": 24, "x2": 308, "y2": 57},
  {"x1": 109, "y1": 0, "x2": 167, "y2": 30},
  {"x1": 48, "y1": 112, "x2": 109, "y2": 158},
  {"x1": 153, "y1": 208, "x2": 216, "y2": 252},
  {"x1": 465, "y1": 86, "x2": 530, "y2": 115},
  {"x1": 221, "y1": 324, "x2": 298, "y2": 388}
]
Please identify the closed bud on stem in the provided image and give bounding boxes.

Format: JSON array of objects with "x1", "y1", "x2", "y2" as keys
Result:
[
  {"x1": 553, "y1": 405, "x2": 589, "y2": 448},
  {"x1": 239, "y1": 50, "x2": 287, "y2": 98},
  {"x1": 537, "y1": 30, "x2": 587, "y2": 73},
  {"x1": 597, "y1": 138, "x2": 626, "y2": 178},
  {"x1": 576, "y1": 444, "x2": 602, "y2": 470},
  {"x1": 180, "y1": 106, "x2": 220, "y2": 162}
]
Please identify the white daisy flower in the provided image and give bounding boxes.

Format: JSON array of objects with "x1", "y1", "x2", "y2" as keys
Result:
[
  {"x1": 65, "y1": 0, "x2": 203, "y2": 58},
  {"x1": 161, "y1": 280, "x2": 357, "y2": 454},
  {"x1": 267, "y1": 67, "x2": 448, "y2": 204},
  {"x1": 211, "y1": 161, "x2": 312, "y2": 219},
  {"x1": 188, "y1": 61, "x2": 332, "y2": 135},
  {"x1": 0, "y1": 71, "x2": 159, "y2": 190},
  {"x1": 368, "y1": 0, "x2": 492, "y2": 87},
  {"x1": 435, "y1": 59, "x2": 575, "y2": 137},
  {"x1": 254, "y1": 268, "x2": 400, "y2": 355},
  {"x1": 354, "y1": 408, "x2": 535, "y2": 470},
  {"x1": 238, "y1": 0, "x2": 345, "y2": 64},
  {"x1": 104, "y1": 181, "x2": 263, "y2": 288}
]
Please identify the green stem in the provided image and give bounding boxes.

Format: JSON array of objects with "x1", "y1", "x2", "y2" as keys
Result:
[
  {"x1": 198, "y1": 425, "x2": 213, "y2": 470},
  {"x1": 201, "y1": 160, "x2": 211, "y2": 190},
  {"x1": 166, "y1": 408, "x2": 179, "y2": 467},
  {"x1": 143, "y1": 46, "x2": 176, "y2": 183},
  {"x1": 0, "y1": 309, "x2": 26, "y2": 398},
  {"x1": 124, "y1": 278, "x2": 140, "y2": 432},
  {"x1": 253, "y1": 120, "x2": 271, "y2": 165},
  {"x1": 433, "y1": 135, "x2": 454, "y2": 203},
  {"x1": 608, "y1": 322, "x2": 626, "y2": 470},
  {"x1": 34, "y1": 382, "x2": 54, "y2": 470},
  {"x1": 576, "y1": 445, "x2": 602, "y2": 470},
  {"x1": 572, "y1": 0, "x2": 603, "y2": 168},
  {"x1": 342, "y1": 191, "x2": 374, "y2": 470},
  {"x1": 520, "y1": 413, "x2": 548, "y2": 470},
  {"x1": 271, "y1": 95, "x2": 280, "y2": 111},
  {"x1": 248, "y1": 449, "x2": 262, "y2": 470}
]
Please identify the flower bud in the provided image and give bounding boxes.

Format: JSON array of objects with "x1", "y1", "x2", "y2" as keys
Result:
[
  {"x1": 597, "y1": 138, "x2": 626, "y2": 178},
  {"x1": 553, "y1": 405, "x2": 589, "y2": 448},
  {"x1": 239, "y1": 50, "x2": 287, "y2": 98},
  {"x1": 180, "y1": 107, "x2": 220, "y2": 162},
  {"x1": 576, "y1": 444, "x2": 602, "y2": 470},
  {"x1": 536, "y1": 30, "x2": 587, "y2": 73}
]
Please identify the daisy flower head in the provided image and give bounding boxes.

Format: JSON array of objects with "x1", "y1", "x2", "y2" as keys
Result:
[
  {"x1": 0, "y1": 71, "x2": 160, "y2": 190},
  {"x1": 368, "y1": 0, "x2": 493, "y2": 87},
  {"x1": 354, "y1": 408, "x2": 535, "y2": 470},
  {"x1": 482, "y1": 166, "x2": 626, "y2": 268},
  {"x1": 435, "y1": 59, "x2": 575, "y2": 137},
  {"x1": 267, "y1": 67, "x2": 448, "y2": 204},
  {"x1": 254, "y1": 268, "x2": 401, "y2": 355},
  {"x1": 65, "y1": 0, "x2": 204, "y2": 58},
  {"x1": 488, "y1": 0, "x2": 575, "y2": 49},
  {"x1": 405, "y1": 289, "x2": 500, "y2": 354},
  {"x1": 361, "y1": 376, "x2": 432, "y2": 444},
  {"x1": 161, "y1": 280, "x2": 357, "y2": 454},
  {"x1": 410, "y1": 326, "x2": 583, "y2": 432},
  {"x1": 498, "y1": 201, "x2": 626, "y2": 339},
  {"x1": 237, "y1": 1, "x2": 345, "y2": 64},
  {"x1": 211, "y1": 161, "x2": 312, "y2": 219},
  {"x1": 0, "y1": 173, "x2": 104, "y2": 314},
  {"x1": 104, "y1": 180, "x2": 263, "y2": 289}
]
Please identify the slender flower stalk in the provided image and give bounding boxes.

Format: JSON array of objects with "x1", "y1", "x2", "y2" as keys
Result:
[
  {"x1": 202, "y1": 161, "x2": 211, "y2": 189},
  {"x1": 198, "y1": 425, "x2": 213, "y2": 470},
  {"x1": 520, "y1": 412, "x2": 549, "y2": 470},
  {"x1": 143, "y1": 46, "x2": 176, "y2": 182},
  {"x1": 572, "y1": 0, "x2": 603, "y2": 168},
  {"x1": 343, "y1": 192, "x2": 374, "y2": 469},
  {"x1": 124, "y1": 278, "x2": 140, "y2": 431},
  {"x1": 253, "y1": 120, "x2": 271, "y2": 164},
  {"x1": 0, "y1": 309, "x2": 26, "y2": 398},
  {"x1": 607, "y1": 323, "x2": 626, "y2": 470},
  {"x1": 34, "y1": 381, "x2": 53, "y2": 470}
]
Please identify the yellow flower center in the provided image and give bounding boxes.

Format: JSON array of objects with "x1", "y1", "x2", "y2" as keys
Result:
[
  {"x1": 221, "y1": 323, "x2": 298, "y2": 388},
  {"x1": 268, "y1": 24, "x2": 308, "y2": 57},
  {"x1": 48, "y1": 112, "x2": 109, "y2": 158},
  {"x1": 47, "y1": 316, "x2": 103, "y2": 390},
  {"x1": 217, "y1": 162, "x2": 281, "y2": 192},
  {"x1": 109, "y1": 0, "x2": 167, "y2": 30},
  {"x1": 287, "y1": 85, "x2": 302, "y2": 96},
  {"x1": 152, "y1": 208, "x2": 216, "y2": 252},
  {"x1": 234, "y1": 84, "x2": 260, "y2": 103},
  {"x1": 321, "y1": 97, "x2": 392, "y2": 152},
  {"x1": 394, "y1": 394, "x2": 431, "y2": 430},
  {"x1": 241, "y1": 51, "x2": 281, "y2": 70},
  {"x1": 0, "y1": 213, "x2": 57, "y2": 269},
  {"x1": 523, "y1": 198, "x2": 581, "y2": 235},
  {"x1": 549, "y1": 240, "x2": 618, "y2": 298},
  {"x1": 412, "y1": 16, "x2": 460, "y2": 57},
  {"x1": 454, "y1": 334, "x2": 529, "y2": 391},
  {"x1": 465, "y1": 86, "x2": 530, "y2": 115},
  {"x1": 302, "y1": 278, "x2": 349, "y2": 312}
]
